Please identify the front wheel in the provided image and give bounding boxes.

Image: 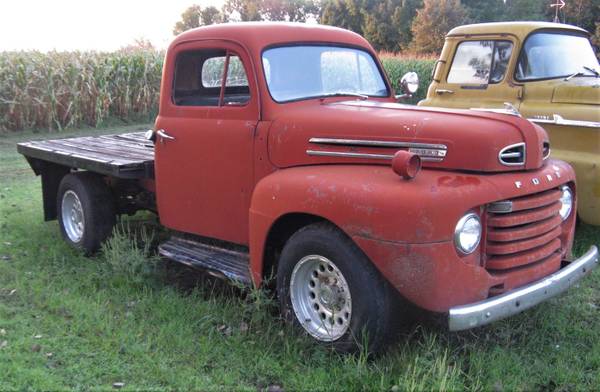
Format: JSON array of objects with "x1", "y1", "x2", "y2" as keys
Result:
[{"x1": 276, "y1": 223, "x2": 400, "y2": 354}]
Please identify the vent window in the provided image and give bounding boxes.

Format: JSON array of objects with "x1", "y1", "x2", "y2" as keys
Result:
[{"x1": 499, "y1": 143, "x2": 525, "y2": 166}]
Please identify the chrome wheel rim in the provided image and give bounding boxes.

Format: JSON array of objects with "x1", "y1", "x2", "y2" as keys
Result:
[
  {"x1": 290, "y1": 255, "x2": 352, "y2": 342},
  {"x1": 61, "y1": 190, "x2": 85, "y2": 243}
]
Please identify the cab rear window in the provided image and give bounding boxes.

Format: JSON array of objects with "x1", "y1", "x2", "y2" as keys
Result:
[
  {"x1": 173, "y1": 49, "x2": 250, "y2": 107},
  {"x1": 447, "y1": 40, "x2": 513, "y2": 85}
]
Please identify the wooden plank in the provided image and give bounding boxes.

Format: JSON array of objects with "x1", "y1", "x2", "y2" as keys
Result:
[
  {"x1": 110, "y1": 132, "x2": 154, "y2": 145},
  {"x1": 17, "y1": 143, "x2": 122, "y2": 177},
  {"x1": 24, "y1": 133, "x2": 154, "y2": 162},
  {"x1": 34, "y1": 139, "x2": 133, "y2": 165},
  {"x1": 97, "y1": 135, "x2": 154, "y2": 150},
  {"x1": 17, "y1": 131, "x2": 155, "y2": 179},
  {"x1": 54, "y1": 138, "x2": 153, "y2": 161}
]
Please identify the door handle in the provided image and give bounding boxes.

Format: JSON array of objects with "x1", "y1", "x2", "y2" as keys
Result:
[
  {"x1": 435, "y1": 89, "x2": 454, "y2": 95},
  {"x1": 156, "y1": 129, "x2": 176, "y2": 142}
]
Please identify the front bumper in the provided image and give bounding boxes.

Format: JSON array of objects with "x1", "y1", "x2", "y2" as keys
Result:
[{"x1": 449, "y1": 245, "x2": 599, "y2": 331}]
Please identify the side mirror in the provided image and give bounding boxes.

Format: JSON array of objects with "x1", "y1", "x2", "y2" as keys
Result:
[{"x1": 395, "y1": 72, "x2": 419, "y2": 100}]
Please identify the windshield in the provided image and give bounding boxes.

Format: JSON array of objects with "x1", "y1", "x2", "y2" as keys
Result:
[
  {"x1": 262, "y1": 45, "x2": 389, "y2": 102},
  {"x1": 516, "y1": 32, "x2": 599, "y2": 81}
]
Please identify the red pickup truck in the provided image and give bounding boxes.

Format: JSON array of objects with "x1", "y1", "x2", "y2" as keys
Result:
[{"x1": 17, "y1": 23, "x2": 598, "y2": 354}]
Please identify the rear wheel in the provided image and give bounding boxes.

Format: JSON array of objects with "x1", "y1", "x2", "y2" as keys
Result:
[
  {"x1": 276, "y1": 223, "x2": 399, "y2": 354},
  {"x1": 57, "y1": 172, "x2": 116, "y2": 255}
]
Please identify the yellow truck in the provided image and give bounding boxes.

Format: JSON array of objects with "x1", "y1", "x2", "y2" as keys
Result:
[{"x1": 420, "y1": 22, "x2": 600, "y2": 225}]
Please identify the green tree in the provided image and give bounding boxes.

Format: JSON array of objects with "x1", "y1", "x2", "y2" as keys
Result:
[
  {"x1": 223, "y1": 0, "x2": 263, "y2": 21},
  {"x1": 558, "y1": 0, "x2": 600, "y2": 33},
  {"x1": 503, "y1": 0, "x2": 546, "y2": 21},
  {"x1": 410, "y1": 0, "x2": 469, "y2": 54},
  {"x1": 395, "y1": 0, "x2": 423, "y2": 50},
  {"x1": 462, "y1": 0, "x2": 599, "y2": 32},
  {"x1": 463, "y1": 0, "x2": 506, "y2": 23},
  {"x1": 592, "y1": 22, "x2": 600, "y2": 51},
  {"x1": 361, "y1": 0, "x2": 422, "y2": 52},
  {"x1": 262, "y1": 0, "x2": 319, "y2": 22},
  {"x1": 173, "y1": 5, "x2": 224, "y2": 35},
  {"x1": 320, "y1": 0, "x2": 365, "y2": 33},
  {"x1": 202, "y1": 6, "x2": 226, "y2": 25},
  {"x1": 362, "y1": 1, "x2": 402, "y2": 52},
  {"x1": 224, "y1": 0, "x2": 318, "y2": 21}
]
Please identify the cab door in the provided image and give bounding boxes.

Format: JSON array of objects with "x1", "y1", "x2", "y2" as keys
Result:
[
  {"x1": 154, "y1": 40, "x2": 259, "y2": 245},
  {"x1": 421, "y1": 38, "x2": 522, "y2": 110}
]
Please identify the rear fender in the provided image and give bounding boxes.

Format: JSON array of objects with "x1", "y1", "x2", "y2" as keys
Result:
[{"x1": 25, "y1": 158, "x2": 71, "y2": 221}]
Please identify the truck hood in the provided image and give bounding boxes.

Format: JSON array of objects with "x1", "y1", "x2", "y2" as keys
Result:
[
  {"x1": 268, "y1": 100, "x2": 548, "y2": 172},
  {"x1": 552, "y1": 77, "x2": 600, "y2": 105}
]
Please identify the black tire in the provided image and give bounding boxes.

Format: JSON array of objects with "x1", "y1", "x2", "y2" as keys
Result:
[
  {"x1": 57, "y1": 172, "x2": 116, "y2": 255},
  {"x1": 276, "y1": 222, "x2": 400, "y2": 354}
]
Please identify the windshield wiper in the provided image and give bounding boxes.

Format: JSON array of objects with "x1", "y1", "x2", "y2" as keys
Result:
[
  {"x1": 583, "y1": 66, "x2": 600, "y2": 77},
  {"x1": 319, "y1": 92, "x2": 369, "y2": 101},
  {"x1": 565, "y1": 66, "x2": 600, "y2": 80}
]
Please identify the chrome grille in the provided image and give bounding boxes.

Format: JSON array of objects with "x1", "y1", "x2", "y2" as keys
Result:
[{"x1": 485, "y1": 188, "x2": 564, "y2": 293}]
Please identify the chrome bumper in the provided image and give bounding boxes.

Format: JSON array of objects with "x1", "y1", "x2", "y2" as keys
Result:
[{"x1": 449, "y1": 245, "x2": 599, "y2": 331}]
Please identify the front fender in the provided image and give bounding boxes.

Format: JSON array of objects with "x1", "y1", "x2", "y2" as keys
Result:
[{"x1": 248, "y1": 161, "x2": 575, "y2": 289}]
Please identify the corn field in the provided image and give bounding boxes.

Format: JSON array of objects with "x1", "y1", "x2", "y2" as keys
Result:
[
  {"x1": 380, "y1": 53, "x2": 436, "y2": 104},
  {"x1": 0, "y1": 50, "x2": 163, "y2": 132},
  {"x1": 0, "y1": 50, "x2": 435, "y2": 133}
]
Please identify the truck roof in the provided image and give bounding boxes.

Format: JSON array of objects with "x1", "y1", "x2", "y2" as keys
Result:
[
  {"x1": 171, "y1": 22, "x2": 374, "y2": 53},
  {"x1": 447, "y1": 21, "x2": 589, "y2": 38}
]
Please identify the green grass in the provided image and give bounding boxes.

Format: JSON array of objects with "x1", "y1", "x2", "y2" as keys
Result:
[{"x1": 1, "y1": 125, "x2": 599, "y2": 391}]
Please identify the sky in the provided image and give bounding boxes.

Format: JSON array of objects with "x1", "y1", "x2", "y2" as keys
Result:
[{"x1": 0, "y1": 0, "x2": 225, "y2": 51}]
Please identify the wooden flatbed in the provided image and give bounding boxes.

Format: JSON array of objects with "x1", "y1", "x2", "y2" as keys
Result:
[{"x1": 17, "y1": 132, "x2": 155, "y2": 179}]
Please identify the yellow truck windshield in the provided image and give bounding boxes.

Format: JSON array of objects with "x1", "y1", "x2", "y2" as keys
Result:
[{"x1": 516, "y1": 32, "x2": 599, "y2": 81}]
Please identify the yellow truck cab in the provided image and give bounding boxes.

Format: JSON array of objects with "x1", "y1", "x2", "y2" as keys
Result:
[{"x1": 420, "y1": 22, "x2": 600, "y2": 225}]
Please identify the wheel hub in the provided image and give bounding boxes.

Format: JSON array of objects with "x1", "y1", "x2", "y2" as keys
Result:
[
  {"x1": 289, "y1": 255, "x2": 352, "y2": 342},
  {"x1": 61, "y1": 190, "x2": 85, "y2": 243},
  {"x1": 318, "y1": 283, "x2": 344, "y2": 310}
]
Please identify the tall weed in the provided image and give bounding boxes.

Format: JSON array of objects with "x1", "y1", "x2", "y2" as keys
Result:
[{"x1": 101, "y1": 223, "x2": 160, "y2": 287}]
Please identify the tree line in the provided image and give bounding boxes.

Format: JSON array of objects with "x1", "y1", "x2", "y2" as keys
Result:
[{"x1": 173, "y1": 0, "x2": 600, "y2": 54}]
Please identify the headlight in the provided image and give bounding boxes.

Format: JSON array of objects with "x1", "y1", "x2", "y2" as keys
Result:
[
  {"x1": 454, "y1": 213, "x2": 482, "y2": 255},
  {"x1": 559, "y1": 186, "x2": 573, "y2": 221}
]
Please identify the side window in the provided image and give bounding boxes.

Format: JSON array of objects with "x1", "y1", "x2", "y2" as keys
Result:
[
  {"x1": 447, "y1": 40, "x2": 513, "y2": 85},
  {"x1": 201, "y1": 56, "x2": 226, "y2": 87},
  {"x1": 223, "y1": 56, "x2": 250, "y2": 105},
  {"x1": 490, "y1": 41, "x2": 513, "y2": 83},
  {"x1": 173, "y1": 49, "x2": 250, "y2": 107}
]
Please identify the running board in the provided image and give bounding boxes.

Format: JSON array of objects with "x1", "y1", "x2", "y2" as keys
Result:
[{"x1": 158, "y1": 237, "x2": 252, "y2": 285}]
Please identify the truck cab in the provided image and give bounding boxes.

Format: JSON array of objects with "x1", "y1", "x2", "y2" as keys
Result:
[
  {"x1": 18, "y1": 23, "x2": 598, "y2": 354},
  {"x1": 420, "y1": 22, "x2": 600, "y2": 225}
]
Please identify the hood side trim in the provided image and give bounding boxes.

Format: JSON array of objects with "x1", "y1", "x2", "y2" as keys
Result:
[
  {"x1": 309, "y1": 137, "x2": 447, "y2": 150},
  {"x1": 308, "y1": 138, "x2": 447, "y2": 162},
  {"x1": 307, "y1": 150, "x2": 393, "y2": 160},
  {"x1": 529, "y1": 114, "x2": 600, "y2": 129}
]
